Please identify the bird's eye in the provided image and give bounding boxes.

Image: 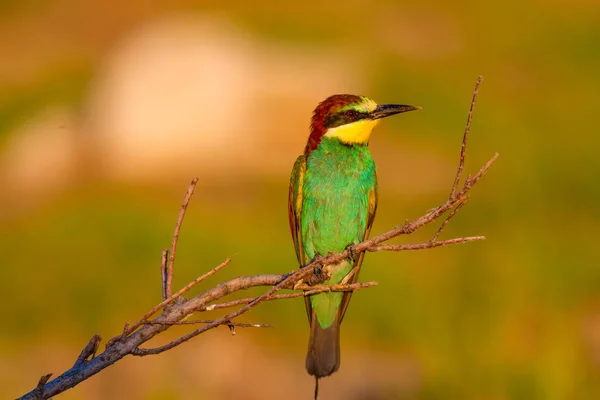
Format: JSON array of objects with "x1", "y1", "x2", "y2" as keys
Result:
[{"x1": 346, "y1": 110, "x2": 356, "y2": 119}]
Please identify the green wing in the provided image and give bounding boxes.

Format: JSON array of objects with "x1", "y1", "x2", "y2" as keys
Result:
[
  {"x1": 288, "y1": 155, "x2": 312, "y2": 320},
  {"x1": 288, "y1": 155, "x2": 307, "y2": 266}
]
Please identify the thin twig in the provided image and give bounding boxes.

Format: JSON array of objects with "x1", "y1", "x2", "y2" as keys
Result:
[
  {"x1": 167, "y1": 178, "x2": 199, "y2": 297},
  {"x1": 465, "y1": 152, "x2": 498, "y2": 190},
  {"x1": 144, "y1": 320, "x2": 273, "y2": 328},
  {"x1": 430, "y1": 196, "x2": 469, "y2": 243},
  {"x1": 296, "y1": 282, "x2": 378, "y2": 293},
  {"x1": 340, "y1": 265, "x2": 360, "y2": 285},
  {"x1": 450, "y1": 75, "x2": 483, "y2": 199},
  {"x1": 368, "y1": 236, "x2": 485, "y2": 252},
  {"x1": 73, "y1": 335, "x2": 102, "y2": 367},
  {"x1": 160, "y1": 249, "x2": 168, "y2": 300},
  {"x1": 33, "y1": 374, "x2": 52, "y2": 400}
]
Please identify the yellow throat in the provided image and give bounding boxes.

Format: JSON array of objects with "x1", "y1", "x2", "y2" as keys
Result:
[{"x1": 324, "y1": 119, "x2": 380, "y2": 145}]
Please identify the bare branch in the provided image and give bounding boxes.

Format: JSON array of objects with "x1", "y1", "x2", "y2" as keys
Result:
[
  {"x1": 17, "y1": 77, "x2": 496, "y2": 400},
  {"x1": 368, "y1": 236, "x2": 485, "y2": 252},
  {"x1": 73, "y1": 335, "x2": 101, "y2": 368},
  {"x1": 431, "y1": 196, "x2": 469, "y2": 243},
  {"x1": 144, "y1": 320, "x2": 273, "y2": 328},
  {"x1": 167, "y1": 177, "x2": 199, "y2": 297},
  {"x1": 160, "y1": 248, "x2": 168, "y2": 300},
  {"x1": 465, "y1": 152, "x2": 499, "y2": 189},
  {"x1": 450, "y1": 75, "x2": 483, "y2": 199},
  {"x1": 340, "y1": 265, "x2": 360, "y2": 285},
  {"x1": 33, "y1": 374, "x2": 52, "y2": 400}
]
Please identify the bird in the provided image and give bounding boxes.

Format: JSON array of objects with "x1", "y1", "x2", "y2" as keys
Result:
[{"x1": 288, "y1": 94, "x2": 421, "y2": 385}]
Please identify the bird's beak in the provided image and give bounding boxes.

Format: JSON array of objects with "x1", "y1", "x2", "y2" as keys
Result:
[{"x1": 371, "y1": 104, "x2": 422, "y2": 120}]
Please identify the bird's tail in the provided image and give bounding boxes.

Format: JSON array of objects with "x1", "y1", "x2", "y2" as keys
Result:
[{"x1": 306, "y1": 313, "x2": 340, "y2": 379}]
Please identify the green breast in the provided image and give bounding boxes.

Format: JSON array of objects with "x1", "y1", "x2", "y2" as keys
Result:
[{"x1": 302, "y1": 137, "x2": 376, "y2": 260}]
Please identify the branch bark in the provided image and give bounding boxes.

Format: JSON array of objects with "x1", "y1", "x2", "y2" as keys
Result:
[{"x1": 17, "y1": 76, "x2": 495, "y2": 400}]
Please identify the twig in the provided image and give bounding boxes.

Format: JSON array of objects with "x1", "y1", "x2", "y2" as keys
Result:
[
  {"x1": 297, "y1": 282, "x2": 378, "y2": 293},
  {"x1": 464, "y1": 152, "x2": 498, "y2": 191},
  {"x1": 144, "y1": 320, "x2": 273, "y2": 328},
  {"x1": 33, "y1": 374, "x2": 52, "y2": 400},
  {"x1": 167, "y1": 178, "x2": 199, "y2": 297},
  {"x1": 368, "y1": 236, "x2": 485, "y2": 252},
  {"x1": 431, "y1": 196, "x2": 469, "y2": 243},
  {"x1": 450, "y1": 75, "x2": 483, "y2": 199},
  {"x1": 340, "y1": 265, "x2": 360, "y2": 285},
  {"x1": 73, "y1": 335, "x2": 101, "y2": 367},
  {"x1": 160, "y1": 249, "x2": 168, "y2": 300}
]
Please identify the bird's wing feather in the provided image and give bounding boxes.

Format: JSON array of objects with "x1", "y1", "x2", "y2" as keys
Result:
[
  {"x1": 288, "y1": 155, "x2": 312, "y2": 320},
  {"x1": 338, "y1": 181, "x2": 378, "y2": 322},
  {"x1": 288, "y1": 155, "x2": 307, "y2": 266}
]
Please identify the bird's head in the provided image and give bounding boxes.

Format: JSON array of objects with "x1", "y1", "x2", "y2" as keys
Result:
[{"x1": 305, "y1": 94, "x2": 421, "y2": 154}]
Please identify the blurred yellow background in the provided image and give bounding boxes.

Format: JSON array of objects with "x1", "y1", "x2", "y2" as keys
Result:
[{"x1": 1, "y1": 1, "x2": 599, "y2": 399}]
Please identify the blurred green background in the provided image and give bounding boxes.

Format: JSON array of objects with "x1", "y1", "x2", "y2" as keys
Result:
[{"x1": 1, "y1": 1, "x2": 599, "y2": 399}]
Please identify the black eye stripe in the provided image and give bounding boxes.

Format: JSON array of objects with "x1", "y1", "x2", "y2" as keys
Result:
[{"x1": 324, "y1": 110, "x2": 368, "y2": 128}]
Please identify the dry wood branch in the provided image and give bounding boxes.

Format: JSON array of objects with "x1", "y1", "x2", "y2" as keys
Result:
[
  {"x1": 33, "y1": 374, "x2": 52, "y2": 400},
  {"x1": 369, "y1": 236, "x2": 485, "y2": 252},
  {"x1": 431, "y1": 196, "x2": 469, "y2": 243},
  {"x1": 73, "y1": 334, "x2": 101, "y2": 368},
  {"x1": 166, "y1": 177, "x2": 199, "y2": 298},
  {"x1": 144, "y1": 320, "x2": 273, "y2": 328},
  {"x1": 17, "y1": 77, "x2": 496, "y2": 400},
  {"x1": 450, "y1": 75, "x2": 483, "y2": 199},
  {"x1": 160, "y1": 248, "x2": 168, "y2": 300}
]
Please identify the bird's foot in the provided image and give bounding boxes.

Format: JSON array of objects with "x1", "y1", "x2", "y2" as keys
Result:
[
  {"x1": 345, "y1": 244, "x2": 358, "y2": 263},
  {"x1": 308, "y1": 254, "x2": 326, "y2": 285}
]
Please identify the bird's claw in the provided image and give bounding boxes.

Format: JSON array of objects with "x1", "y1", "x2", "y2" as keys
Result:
[
  {"x1": 308, "y1": 254, "x2": 326, "y2": 285},
  {"x1": 345, "y1": 244, "x2": 358, "y2": 263}
]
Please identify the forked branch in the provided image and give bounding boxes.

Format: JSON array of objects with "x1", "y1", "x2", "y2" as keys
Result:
[{"x1": 17, "y1": 76, "x2": 496, "y2": 400}]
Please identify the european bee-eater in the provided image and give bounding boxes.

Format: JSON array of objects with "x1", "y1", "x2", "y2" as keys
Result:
[{"x1": 288, "y1": 94, "x2": 421, "y2": 379}]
